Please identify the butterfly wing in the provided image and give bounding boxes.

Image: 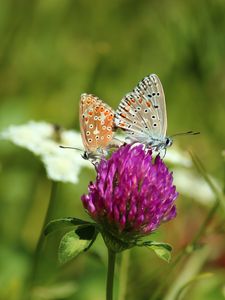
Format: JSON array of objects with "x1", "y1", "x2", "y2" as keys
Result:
[
  {"x1": 114, "y1": 74, "x2": 167, "y2": 143},
  {"x1": 79, "y1": 94, "x2": 115, "y2": 152}
]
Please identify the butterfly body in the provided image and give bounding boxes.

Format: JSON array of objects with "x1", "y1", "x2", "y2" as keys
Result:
[
  {"x1": 79, "y1": 93, "x2": 115, "y2": 164},
  {"x1": 114, "y1": 74, "x2": 172, "y2": 152}
]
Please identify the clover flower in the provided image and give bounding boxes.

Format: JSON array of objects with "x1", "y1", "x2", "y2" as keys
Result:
[{"x1": 82, "y1": 144, "x2": 178, "y2": 242}]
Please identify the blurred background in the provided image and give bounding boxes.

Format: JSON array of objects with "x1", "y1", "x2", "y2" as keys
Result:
[{"x1": 0, "y1": 0, "x2": 224, "y2": 299}]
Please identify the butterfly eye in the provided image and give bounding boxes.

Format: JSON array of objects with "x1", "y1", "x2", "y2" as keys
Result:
[{"x1": 166, "y1": 138, "x2": 173, "y2": 147}]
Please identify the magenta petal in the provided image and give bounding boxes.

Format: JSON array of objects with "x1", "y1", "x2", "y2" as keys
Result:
[{"x1": 81, "y1": 144, "x2": 179, "y2": 239}]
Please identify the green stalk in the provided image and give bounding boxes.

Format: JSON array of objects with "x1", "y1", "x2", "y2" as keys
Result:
[
  {"x1": 118, "y1": 250, "x2": 130, "y2": 300},
  {"x1": 26, "y1": 181, "x2": 58, "y2": 298},
  {"x1": 106, "y1": 248, "x2": 116, "y2": 300},
  {"x1": 34, "y1": 181, "x2": 58, "y2": 263}
]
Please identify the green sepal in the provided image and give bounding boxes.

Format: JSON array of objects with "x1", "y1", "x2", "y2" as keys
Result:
[
  {"x1": 102, "y1": 230, "x2": 134, "y2": 253},
  {"x1": 58, "y1": 225, "x2": 98, "y2": 265},
  {"x1": 140, "y1": 241, "x2": 172, "y2": 262},
  {"x1": 44, "y1": 217, "x2": 91, "y2": 235}
]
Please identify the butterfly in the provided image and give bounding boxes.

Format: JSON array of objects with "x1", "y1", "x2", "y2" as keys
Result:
[
  {"x1": 79, "y1": 93, "x2": 116, "y2": 164},
  {"x1": 114, "y1": 74, "x2": 199, "y2": 153}
]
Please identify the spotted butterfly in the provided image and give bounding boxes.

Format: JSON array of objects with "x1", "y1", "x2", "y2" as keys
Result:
[
  {"x1": 114, "y1": 74, "x2": 174, "y2": 152},
  {"x1": 80, "y1": 93, "x2": 115, "y2": 163}
]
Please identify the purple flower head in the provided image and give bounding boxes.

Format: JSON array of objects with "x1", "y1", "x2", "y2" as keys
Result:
[{"x1": 81, "y1": 144, "x2": 178, "y2": 243}]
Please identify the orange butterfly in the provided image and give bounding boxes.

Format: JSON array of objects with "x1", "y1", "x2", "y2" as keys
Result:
[{"x1": 80, "y1": 93, "x2": 116, "y2": 164}]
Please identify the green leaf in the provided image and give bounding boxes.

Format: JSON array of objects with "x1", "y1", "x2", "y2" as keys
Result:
[
  {"x1": 75, "y1": 225, "x2": 97, "y2": 240},
  {"x1": 44, "y1": 217, "x2": 91, "y2": 235},
  {"x1": 58, "y1": 230, "x2": 91, "y2": 265},
  {"x1": 75, "y1": 225, "x2": 98, "y2": 252},
  {"x1": 144, "y1": 241, "x2": 172, "y2": 262}
]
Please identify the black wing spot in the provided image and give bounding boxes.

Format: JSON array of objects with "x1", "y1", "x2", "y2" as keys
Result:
[
  {"x1": 153, "y1": 123, "x2": 157, "y2": 127},
  {"x1": 148, "y1": 94, "x2": 152, "y2": 98},
  {"x1": 154, "y1": 105, "x2": 159, "y2": 109},
  {"x1": 152, "y1": 92, "x2": 156, "y2": 96},
  {"x1": 157, "y1": 92, "x2": 160, "y2": 96},
  {"x1": 151, "y1": 115, "x2": 156, "y2": 119},
  {"x1": 144, "y1": 109, "x2": 148, "y2": 113}
]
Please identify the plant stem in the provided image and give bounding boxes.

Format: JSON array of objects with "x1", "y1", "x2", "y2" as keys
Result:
[
  {"x1": 118, "y1": 250, "x2": 130, "y2": 300},
  {"x1": 28, "y1": 181, "x2": 58, "y2": 294},
  {"x1": 191, "y1": 200, "x2": 219, "y2": 246},
  {"x1": 106, "y1": 248, "x2": 116, "y2": 300},
  {"x1": 35, "y1": 181, "x2": 58, "y2": 261}
]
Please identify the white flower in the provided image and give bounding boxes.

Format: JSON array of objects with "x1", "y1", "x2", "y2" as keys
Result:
[
  {"x1": 0, "y1": 121, "x2": 54, "y2": 156},
  {"x1": 0, "y1": 121, "x2": 91, "y2": 184},
  {"x1": 165, "y1": 146, "x2": 192, "y2": 167},
  {"x1": 173, "y1": 168, "x2": 219, "y2": 205}
]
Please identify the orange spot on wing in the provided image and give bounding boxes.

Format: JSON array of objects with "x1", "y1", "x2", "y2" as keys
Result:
[
  {"x1": 146, "y1": 101, "x2": 151, "y2": 108},
  {"x1": 139, "y1": 98, "x2": 143, "y2": 104},
  {"x1": 120, "y1": 113, "x2": 127, "y2": 118},
  {"x1": 100, "y1": 106, "x2": 104, "y2": 112},
  {"x1": 107, "y1": 115, "x2": 114, "y2": 121},
  {"x1": 131, "y1": 98, "x2": 135, "y2": 103}
]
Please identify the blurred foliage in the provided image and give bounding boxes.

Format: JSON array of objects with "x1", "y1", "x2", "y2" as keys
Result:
[{"x1": 0, "y1": 0, "x2": 225, "y2": 300}]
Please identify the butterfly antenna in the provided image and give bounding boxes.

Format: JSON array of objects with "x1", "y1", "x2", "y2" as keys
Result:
[
  {"x1": 59, "y1": 145, "x2": 82, "y2": 151},
  {"x1": 171, "y1": 131, "x2": 200, "y2": 137}
]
